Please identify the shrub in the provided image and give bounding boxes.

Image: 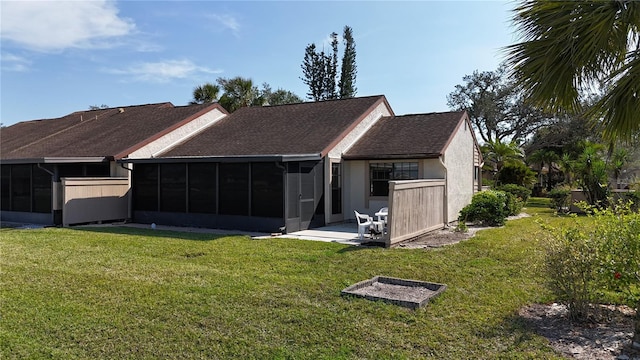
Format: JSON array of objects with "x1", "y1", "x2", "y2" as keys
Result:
[
  {"x1": 541, "y1": 224, "x2": 601, "y2": 321},
  {"x1": 458, "y1": 190, "x2": 509, "y2": 226},
  {"x1": 548, "y1": 186, "x2": 572, "y2": 213},
  {"x1": 540, "y1": 204, "x2": 640, "y2": 325},
  {"x1": 497, "y1": 184, "x2": 531, "y2": 203},
  {"x1": 504, "y1": 192, "x2": 524, "y2": 216},
  {"x1": 497, "y1": 162, "x2": 536, "y2": 188}
]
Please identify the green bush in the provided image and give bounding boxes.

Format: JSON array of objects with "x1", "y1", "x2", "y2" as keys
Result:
[
  {"x1": 497, "y1": 162, "x2": 536, "y2": 188},
  {"x1": 541, "y1": 225, "x2": 600, "y2": 320},
  {"x1": 459, "y1": 190, "x2": 509, "y2": 226},
  {"x1": 497, "y1": 184, "x2": 531, "y2": 203},
  {"x1": 540, "y1": 205, "x2": 640, "y2": 322},
  {"x1": 504, "y1": 192, "x2": 524, "y2": 216},
  {"x1": 548, "y1": 186, "x2": 572, "y2": 213}
]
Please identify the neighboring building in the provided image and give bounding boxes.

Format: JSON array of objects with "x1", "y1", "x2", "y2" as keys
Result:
[
  {"x1": 0, "y1": 102, "x2": 227, "y2": 225},
  {"x1": 2, "y1": 96, "x2": 483, "y2": 233}
]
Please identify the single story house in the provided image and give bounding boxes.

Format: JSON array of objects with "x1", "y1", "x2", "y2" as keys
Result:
[
  {"x1": 2, "y1": 95, "x2": 482, "y2": 234},
  {"x1": 1, "y1": 102, "x2": 228, "y2": 225}
]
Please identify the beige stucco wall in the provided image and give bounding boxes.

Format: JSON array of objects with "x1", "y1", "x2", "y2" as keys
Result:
[
  {"x1": 443, "y1": 118, "x2": 476, "y2": 222},
  {"x1": 422, "y1": 158, "x2": 445, "y2": 178},
  {"x1": 327, "y1": 102, "x2": 392, "y2": 159},
  {"x1": 325, "y1": 101, "x2": 392, "y2": 224},
  {"x1": 128, "y1": 107, "x2": 227, "y2": 159}
]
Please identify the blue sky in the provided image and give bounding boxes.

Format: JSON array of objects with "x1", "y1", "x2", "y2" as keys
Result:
[{"x1": 1, "y1": 1, "x2": 516, "y2": 126}]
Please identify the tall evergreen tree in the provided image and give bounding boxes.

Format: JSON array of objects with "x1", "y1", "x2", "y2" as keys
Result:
[
  {"x1": 301, "y1": 26, "x2": 357, "y2": 101},
  {"x1": 301, "y1": 44, "x2": 326, "y2": 101},
  {"x1": 323, "y1": 32, "x2": 338, "y2": 100},
  {"x1": 339, "y1": 26, "x2": 357, "y2": 98}
]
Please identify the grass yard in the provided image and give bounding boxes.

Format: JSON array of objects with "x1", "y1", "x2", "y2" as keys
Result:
[{"x1": 1, "y1": 201, "x2": 572, "y2": 359}]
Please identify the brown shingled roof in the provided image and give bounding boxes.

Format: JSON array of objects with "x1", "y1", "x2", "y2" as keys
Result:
[
  {"x1": 1, "y1": 102, "x2": 225, "y2": 161},
  {"x1": 160, "y1": 95, "x2": 388, "y2": 158},
  {"x1": 343, "y1": 111, "x2": 467, "y2": 160}
]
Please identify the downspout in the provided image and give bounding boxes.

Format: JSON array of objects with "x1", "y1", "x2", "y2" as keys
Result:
[
  {"x1": 438, "y1": 155, "x2": 449, "y2": 225},
  {"x1": 275, "y1": 162, "x2": 287, "y2": 233}
]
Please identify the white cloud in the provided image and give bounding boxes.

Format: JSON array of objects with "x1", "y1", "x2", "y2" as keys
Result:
[
  {"x1": 105, "y1": 59, "x2": 222, "y2": 83},
  {"x1": 1, "y1": 53, "x2": 32, "y2": 72},
  {"x1": 207, "y1": 14, "x2": 240, "y2": 34},
  {"x1": 1, "y1": 0, "x2": 135, "y2": 52}
]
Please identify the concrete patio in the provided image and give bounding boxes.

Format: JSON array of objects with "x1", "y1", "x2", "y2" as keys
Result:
[{"x1": 264, "y1": 222, "x2": 382, "y2": 246}]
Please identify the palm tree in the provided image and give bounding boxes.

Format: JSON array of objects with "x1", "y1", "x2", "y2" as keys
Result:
[
  {"x1": 217, "y1": 77, "x2": 258, "y2": 112},
  {"x1": 190, "y1": 83, "x2": 220, "y2": 104},
  {"x1": 609, "y1": 148, "x2": 629, "y2": 189},
  {"x1": 505, "y1": 1, "x2": 640, "y2": 141},
  {"x1": 528, "y1": 149, "x2": 560, "y2": 191},
  {"x1": 558, "y1": 153, "x2": 575, "y2": 187},
  {"x1": 482, "y1": 140, "x2": 525, "y2": 174}
]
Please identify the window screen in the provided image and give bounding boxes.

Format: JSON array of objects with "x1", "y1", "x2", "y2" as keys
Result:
[
  {"x1": 370, "y1": 162, "x2": 418, "y2": 196},
  {"x1": 160, "y1": 163, "x2": 186, "y2": 212},
  {"x1": 1, "y1": 165, "x2": 10, "y2": 211},
  {"x1": 219, "y1": 163, "x2": 249, "y2": 216},
  {"x1": 251, "y1": 163, "x2": 283, "y2": 218},
  {"x1": 32, "y1": 165, "x2": 52, "y2": 213},
  {"x1": 188, "y1": 163, "x2": 217, "y2": 214},
  {"x1": 11, "y1": 165, "x2": 31, "y2": 212},
  {"x1": 331, "y1": 163, "x2": 342, "y2": 214},
  {"x1": 133, "y1": 163, "x2": 158, "y2": 211}
]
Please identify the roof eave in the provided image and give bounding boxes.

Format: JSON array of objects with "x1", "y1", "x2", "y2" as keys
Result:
[
  {"x1": 119, "y1": 153, "x2": 323, "y2": 164},
  {"x1": 342, "y1": 153, "x2": 441, "y2": 161},
  {"x1": 0, "y1": 157, "x2": 111, "y2": 165}
]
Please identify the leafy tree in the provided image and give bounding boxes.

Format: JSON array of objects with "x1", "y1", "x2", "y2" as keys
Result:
[
  {"x1": 301, "y1": 26, "x2": 357, "y2": 101},
  {"x1": 447, "y1": 64, "x2": 554, "y2": 143},
  {"x1": 257, "y1": 83, "x2": 302, "y2": 106},
  {"x1": 505, "y1": 0, "x2": 640, "y2": 142},
  {"x1": 190, "y1": 83, "x2": 220, "y2": 104},
  {"x1": 89, "y1": 104, "x2": 109, "y2": 110},
  {"x1": 338, "y1": 25, "x2": 357, "y2": 98},
  {"x1": 523, "y1": 109, "x2": 600, "y2": 156}
]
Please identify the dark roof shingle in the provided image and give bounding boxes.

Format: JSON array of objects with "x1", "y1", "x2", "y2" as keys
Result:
[
  {"x1": 161, "y1": 95, "x2": 387, "y2": 158},
  {"x1": 343, "y1": 111, "x2": 466, "y2": 160},
  {"x1": 1, "y1": 103, "x2": 222, "y2": 161}
]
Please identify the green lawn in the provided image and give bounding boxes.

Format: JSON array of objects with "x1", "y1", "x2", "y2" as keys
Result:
[{"x1": 1, "y1": 200, "x2": 569, "y2": 359}]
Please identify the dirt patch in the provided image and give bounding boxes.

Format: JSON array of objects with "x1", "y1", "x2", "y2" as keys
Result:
[
  {"x1": 395, "y1": 213, "x2": 530, "y2": 249},
  {"x1": 519, "y1": 303, "x2": 639, "y2": 360}
]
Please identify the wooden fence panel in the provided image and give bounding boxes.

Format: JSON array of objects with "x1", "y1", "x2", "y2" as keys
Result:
[
  {"x1": 62, "y1": 177, "x2": 129, "y2": 226},
  {"x1": 386, "y1": 179, "x2": 445, "y2": 246}
]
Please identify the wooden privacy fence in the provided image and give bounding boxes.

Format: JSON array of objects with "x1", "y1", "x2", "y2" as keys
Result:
[
  {"x1": 386, "y1": 179, "x2": 445, "y2": 246},
  {"x1": 62, "y1": 177, "x2": 129, "y2": 226}
]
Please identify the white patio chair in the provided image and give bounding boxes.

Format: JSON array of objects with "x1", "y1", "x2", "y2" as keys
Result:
[
  {"x1": 354, "y1": 210, "x2": 373, "y2": 240},
  {"x1": 376, "y1": 207, "x2": 388, "y2": 225}
]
